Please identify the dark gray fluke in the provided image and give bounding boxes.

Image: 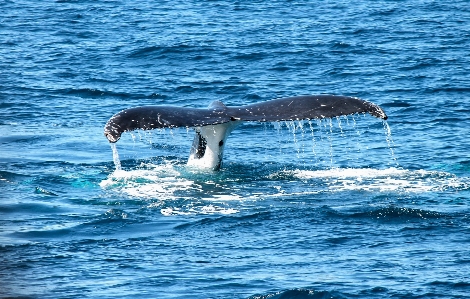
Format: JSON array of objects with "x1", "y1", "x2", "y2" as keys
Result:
[{"x1": 104, "y1": 95, "x2": 387, "y2": 143}]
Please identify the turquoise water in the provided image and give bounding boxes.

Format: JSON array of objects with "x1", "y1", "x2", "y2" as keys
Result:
[{"x1": 1, "y1": 1, "x2": 470, "y2": 298}]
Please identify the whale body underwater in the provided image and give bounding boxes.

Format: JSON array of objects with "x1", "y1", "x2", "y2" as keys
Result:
[{"x1": 104, "y1": 95, "x2": 388, "y2": 170}]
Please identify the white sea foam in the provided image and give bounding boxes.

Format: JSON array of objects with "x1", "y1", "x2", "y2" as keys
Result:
[
  {"x1": 100, "y1": 164, "x2": 469, "y2": 216},
  {"x1": 287, "y1": 167, "x2": 469, "y2": 193},
  {"x1": 160, "y1": 205, "x2": 238, "y2": 216},
  {"x1": 100, "y1": 163, "x2": 193, "y2": 199},
  {"x1": 99, "y1": 163, "x2": 241, "y2": 215}
]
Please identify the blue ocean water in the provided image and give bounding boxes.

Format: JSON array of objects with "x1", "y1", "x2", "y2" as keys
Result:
[{"x1": 1, "y1": 1, "x2": 470, "y2": 298}]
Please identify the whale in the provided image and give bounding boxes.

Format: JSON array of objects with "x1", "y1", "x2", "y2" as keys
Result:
[{"x1": 104, "y1": 95, "x2": 388, "y2": 170}]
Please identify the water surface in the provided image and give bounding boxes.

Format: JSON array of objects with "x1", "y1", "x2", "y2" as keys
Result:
[{"x1": 1, "y1": 1, "x2": 470, "y2": 298}]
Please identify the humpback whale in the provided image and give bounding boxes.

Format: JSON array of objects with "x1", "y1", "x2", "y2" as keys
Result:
[{"x1": 104, "y1": 95, "x2": 387, "y2": 170}]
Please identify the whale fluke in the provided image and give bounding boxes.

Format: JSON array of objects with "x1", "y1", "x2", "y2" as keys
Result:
[
  {"x1": 232, "y1": 95, "x2": 387, "y2": 121},
  {"x1": 103, "y1": 105, "x2": 232, "y2": 143},
  {"x1": 104, "y1": 95, "x2": 387, "y2": 170},
  {"x1": 104, "y1": 95, "x2": 387, "y2": 143}
]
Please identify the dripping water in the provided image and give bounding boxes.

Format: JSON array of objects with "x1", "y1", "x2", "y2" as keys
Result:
[
  {"x1": 307, "y1": 120, "x2": 317, "y2": 160},
  {"x1": 383, "y1": 121, "x2": 399, "y2": 166},
  {"x1": 327, "y1": 118, "x2": 334, "y2": 165},
  {"x1": 110, "y1": 143, "x2": 122, "y2": 171},
  {"x1": 315, "y1": 118, "x2": 327, "y2": 164},
  {"x1": 275, "y1": 115, "x2": 398, "y2": 169},
  {"x1": 285, "y1": 120, "x2": 300, "y2": 158},
  {"x1": 273, "y1": 121, "x2": 283, "y2": 156},
  {"x1": 297, "y1": 120, "x2": 306, "y2": 162},
  {"x1": 350, "y1": 115, "x2": 362, "y2": 158}
]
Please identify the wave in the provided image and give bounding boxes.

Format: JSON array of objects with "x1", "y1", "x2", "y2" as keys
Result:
[
  {"x1": 127, "y1": 44, "x2": 217, "y2": 59},
  {"x1": 0, "y1": 170, "x2": 30, "y2": 183},
  {"x1": 349, "y1": 206, "x2": 444, "y2": 222},
  {"x1": 247, "y1": 285, "x2": 464, "y2": 299},
  {"x1": 248, "y1": 288, "x2": 348, "y2": 299},
  {"x1": 247, "y1": 287, "x2": 425, "y2": 299},
  {"x1": 61, "y1": 88, "x2": 135, "y2": 99}
]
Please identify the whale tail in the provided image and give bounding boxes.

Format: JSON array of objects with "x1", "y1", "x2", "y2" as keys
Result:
[{"x1": 104, "y1": 95, "x2": 388, "y2": 170}]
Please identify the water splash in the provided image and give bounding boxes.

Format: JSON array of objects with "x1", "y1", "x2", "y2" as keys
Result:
[
  {"x1": 99, "y1": 163, "x2": 242, "y2": 216},
  {"x1": 110, "y1": 143, "x2": 122, "y2": 171},
  {"x1": 100, "y1": 163, "x2": 191, "y2": 199},
  {"x1": 383, "y1": 121, "x2": 399, "y2": 166}
]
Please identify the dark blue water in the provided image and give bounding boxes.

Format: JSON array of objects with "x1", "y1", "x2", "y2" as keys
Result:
[{"x1": 2, "y1": 1, "x2": 470, "y2": 298}]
